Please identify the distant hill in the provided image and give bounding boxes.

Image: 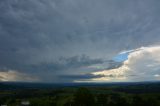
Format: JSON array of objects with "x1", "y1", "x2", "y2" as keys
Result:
[{"x1": 1, "y1": 81, "x2": 160, "y2": 91}]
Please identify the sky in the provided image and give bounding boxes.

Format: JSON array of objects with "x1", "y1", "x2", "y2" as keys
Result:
[{"x1": 1, "y1": 0, "x2": 160, "y2": 83}]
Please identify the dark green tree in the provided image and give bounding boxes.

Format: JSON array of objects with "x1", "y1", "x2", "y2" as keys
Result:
[
  {"x1": 96, "y1": 94, "x2": 108, "y2": 106},
  {"x1": 74, "y1": 87, "x2": 95, "y2": 106},
  {"x1": 132, "y1": 95, "x2": 145, "y2": 106},
  {"x1": 108, "y1": 93, "x2": 128, "y2": 106}
]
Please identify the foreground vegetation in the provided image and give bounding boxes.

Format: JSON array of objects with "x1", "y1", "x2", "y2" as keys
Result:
[{"x1": 1, "y1": 82, "x2": 160, "y2": 106}]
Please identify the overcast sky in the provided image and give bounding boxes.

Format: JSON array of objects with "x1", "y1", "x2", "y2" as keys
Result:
[{"x1": 1, "y1": 0, "x2": 160, "y2": 82}]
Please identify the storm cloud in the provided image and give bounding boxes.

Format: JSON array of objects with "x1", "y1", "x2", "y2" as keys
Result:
[{"x1": 1, "y1": 0, "x2": 160, "y2": 82}]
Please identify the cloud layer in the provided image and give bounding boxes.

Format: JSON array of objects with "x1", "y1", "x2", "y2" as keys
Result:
[
  {"x1": 82, "y1": 46, "x2": 160, "y2": 82},
  {"x1": 1, "y1": 0, "x2": 160, "y2": 82}
]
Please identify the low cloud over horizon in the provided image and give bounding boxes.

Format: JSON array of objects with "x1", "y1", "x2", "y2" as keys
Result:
[{"x1": 1, "y1": 0, "x2": 160, "y2": 82}]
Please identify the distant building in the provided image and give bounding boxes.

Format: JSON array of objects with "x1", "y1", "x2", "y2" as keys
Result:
[{"x1": 21, "y1": 101, "x2": 30, "y2": 106}]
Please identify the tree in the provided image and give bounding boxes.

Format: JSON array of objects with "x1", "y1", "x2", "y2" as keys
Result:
[
  {"x1": 108, "y1": 93, "x2": 128, "y2": 106},
  {"x1": 96, "y1": 94, "x2": 108, "y2": 106},
  {"x1": 74, "y1": 87, "x2": 95, "y2": 106}
]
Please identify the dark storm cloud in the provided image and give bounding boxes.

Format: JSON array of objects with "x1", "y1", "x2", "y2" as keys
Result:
[
  {"x1": 1, "y1": 0, "x2": 160, "y2": 82},
  {"x1": 60, "y1": 74, "x2": 105, "y2": 80},
  {"x1": 30, "y1": 55, "x2": 104, "y2": 73},
  {"x1": 104, "y1": 60, "x2": 122, "y2": 70}
]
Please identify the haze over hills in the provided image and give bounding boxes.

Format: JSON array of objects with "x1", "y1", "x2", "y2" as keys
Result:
[{"x1": 0, "y1": 81, "x2": 160, "y2": 90}]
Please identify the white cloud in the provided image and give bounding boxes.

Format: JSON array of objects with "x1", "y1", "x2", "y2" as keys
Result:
[
  {"x1": 119, "y1": 47, "x2": 143, "y2": 55},
  {"x1": 79, "y1": 46, "x2": 160, "y2": 82},
  {"x1": 0, "y1": 70, "x2": 39, "y2": 82}
]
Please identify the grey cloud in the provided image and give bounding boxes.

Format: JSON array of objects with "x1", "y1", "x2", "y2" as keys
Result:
[
  {"x1": 60, "y1": 74, "x2": 105, "y2": 80},
  {"x1": 30, "y1": 55, "x2": 104, "y2": 73},
  {"x1": 1, "y1": 0, "x2": 160, "y2": 82},
  {"x1": 105, "y1": 61, "x2": 122, "y2": 70}
]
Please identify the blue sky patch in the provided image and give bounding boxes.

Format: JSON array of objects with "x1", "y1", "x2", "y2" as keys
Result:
[{"x1": 113, "y1": 52, "x2": 129, "y2": 62}]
